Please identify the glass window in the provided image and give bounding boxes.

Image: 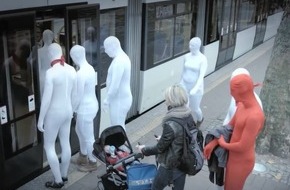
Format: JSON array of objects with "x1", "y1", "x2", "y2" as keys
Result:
[
  {"x1": 99, "y1": 8, "x2": 126, "y2": 85},
  {"x1": 205, "y1": 0, "x2": 221, "y2": 45},
  {"x1": 174, "y1": 14, "x2": 192, "y2": 55},
  {"x1": 237, "y1": 0, "x2": 256, "y2": 31},
  {"x1": 268, "y1": 0, "x2": 284, "y2": 15},
  {"x1": 143, "y1": 0, "x2": 198, "y2": 69}
]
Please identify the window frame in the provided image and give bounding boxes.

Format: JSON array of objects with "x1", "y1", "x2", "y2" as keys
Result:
[{"x1": 141, "y1": 0, "x2": 198, "y2": 71}]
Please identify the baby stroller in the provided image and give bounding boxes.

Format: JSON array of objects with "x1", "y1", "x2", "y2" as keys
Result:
[{"x1": 93, "y1": 125, "x2": 157, "y2": 190}]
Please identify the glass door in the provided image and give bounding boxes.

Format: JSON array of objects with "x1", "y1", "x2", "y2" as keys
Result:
[
  {"x1": 0, "y1": 12, "x2": 42, "y2": 190},
  {"x1": 216, "y1": 0, "x2": 238, "y2": 68},
  {"x1": 66, "y1": 4, "x2": 101, "y2": 153}
]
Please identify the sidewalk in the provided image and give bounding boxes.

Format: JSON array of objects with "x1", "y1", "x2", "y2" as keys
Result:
[{"x1": 18, "y1": 37, "x2": 290, "y2": 190}]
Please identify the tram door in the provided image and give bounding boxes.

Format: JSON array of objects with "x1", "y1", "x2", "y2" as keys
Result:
[
  {"x1": 0, "y1": 12, "x2": 42, "y2": 190},
  {"x1": 216, "y1": 0, "x2": 238, "y2": 68},
  {"x1": 65, "y1": 4, "x2": 100, "y2": 153},
  {"x1": 35, "y1": 4, "x2": 100, "y2": 157}
]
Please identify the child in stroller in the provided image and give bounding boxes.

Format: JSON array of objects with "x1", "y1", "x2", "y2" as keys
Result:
[{"x1": 93, "y1": 125, "x2": 157, "y2": 190}]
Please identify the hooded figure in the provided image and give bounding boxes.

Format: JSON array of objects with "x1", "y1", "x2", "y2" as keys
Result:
[
  {"x1": 180, "y1": 37, "x2": 207, "y2": 127},
  {"x1": 223, "y1": 68, "x2": 263, "y2": 125},
  {"x1": 37, "y1": 43, "x2": 77, "y2": 188},
  {"x1": 103, "y1": 36, "x2": 132, "y2": 130},
  {"x1": 204, "y1": 74, "x2": 265, "y2": 190}
]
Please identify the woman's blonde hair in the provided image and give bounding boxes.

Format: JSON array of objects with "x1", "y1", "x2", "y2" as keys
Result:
[{"x1": 164, "y1": 85, "x2": 188, "y2": 108}]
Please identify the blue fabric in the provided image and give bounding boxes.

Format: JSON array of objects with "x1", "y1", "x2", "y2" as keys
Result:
[{"x1": 127, "y1": 163, "x2": 157, "y2": 190}]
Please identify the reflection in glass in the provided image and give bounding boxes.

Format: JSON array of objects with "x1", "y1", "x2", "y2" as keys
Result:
[
  {"x1": 153, "y1": 19, "x2": 174, "y2": 63},
  {"x1": 174, "y1": 14, "x2": 192, "y2": 55},
  {"x1": 99, "y1": 8, "x2": 125, "y2": 85},
  {"x1": 4, "y1": 31, "x2": 34, "y2": 118}
]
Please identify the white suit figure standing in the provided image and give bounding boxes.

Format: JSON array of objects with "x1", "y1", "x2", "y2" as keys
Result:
[
  {"x1": 103, "y1": 36, "x2": 132, "y2": 130},
  {"x1": 70, "y1": 45, "x2": 99, "y2": 172},
  {"x1": 223, "y1": 68, "x2": 263, "y2": 125},
  {"x1": 180, "y1": 37, "x2": 208, "y2": 127},
  {"x1": 37, "y1": 43, "x2": 77, "y2": 188},
  {"x1": 38, "y1": 29, "x2": 54, "y2": 98}
]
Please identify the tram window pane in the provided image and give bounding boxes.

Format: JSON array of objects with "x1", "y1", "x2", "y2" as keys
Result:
[
  {"x1": 268, "y1": 0, "x2": 284, "y2": 15},
  {"x1": 69, "y1": 18, "x2": 98, "y2": 70},
  {"x1": 205, "y1": 0, "x2": 219, "y2": 44},
  {"x1": 99, "y1": 8, "x2": 125, "y2": 85},
  {"x1": 238, "y1": 0, "x2": 256, "y2": 31},
  {"x1": 152, "y1": 19, "x2": 174, "y2": 63},
  {"x1": 174, "y1": 14, "x2": 192, "y2": 55},
  {"x1": 4, "y1": 30, "x2": 34, "y2": 119}
]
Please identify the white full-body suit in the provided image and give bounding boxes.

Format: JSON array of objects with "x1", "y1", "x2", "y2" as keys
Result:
[
  {"x1": 103, "y1": 36, "x2": 132, "y2": 129},
  {"x1": 70, "y1": 45, "x2": 99, "y2": 162},
  {"x1": 37, "y1": 43, "x2": 77, "y2": 183},
  {"x1": 38, "y1": 29, "x2": 54, "y2": 98},
  {"x1": 180, "y1": 37, "x2": 208, "y2": 123},
  {"x1": 223, "y1": 68, "x2": 263, "y2": 125}
]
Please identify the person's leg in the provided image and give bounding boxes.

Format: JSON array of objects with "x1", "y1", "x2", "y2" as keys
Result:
[
  {"x1": 76, "y1": 114, "x2": 87, "y2": 155},
  {"x1": 172, "y1": 169, "x2": 186, "y2": 190},
  {"x1": 58, "y1": 115, "x2": 72, "y2": 179},
  {"x1": 189, "y1": 93, "x2": 203, "y2": 124},
  {"x1": 43, "y1": 116, "x2": 62, "y2": 183},
  {"x1": 151, "y1": 166, "x2": 172, "y2": 190},
  {"x1": 77, "y1": 113, "x2": 98, "y2": 172}
]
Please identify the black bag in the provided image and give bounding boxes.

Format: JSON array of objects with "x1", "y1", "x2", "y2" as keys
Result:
[{"x1": 170, "y1": 117, "x2": 204, "y2": 176}]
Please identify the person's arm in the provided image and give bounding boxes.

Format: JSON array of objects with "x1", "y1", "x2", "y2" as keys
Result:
[
  {"x1": 218, "y1": 115, "x2": 263, "y2": 152},
  {"x1": 141, "y1": 122, "x2": 175, "y2": 156},
  {"x1": 73, "y1": 71, "x2": 85, "y2": 112},
  {"x1": 106, "y1": 58, "x2": 125, "y2": 103},
  {"x1": 190, "y1": 55, "x2": 207, "y2": 95},
  {"x1": 37, "y1": 71, "x2": 53, "y2": 132},
  {"x1": 71, "y1": 69, "x2": 78, "y2": 112}
]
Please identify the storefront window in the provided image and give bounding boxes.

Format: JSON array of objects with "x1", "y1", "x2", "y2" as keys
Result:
[{"x1": 143, "y1": 1, "x2": 198, "y2": 69}]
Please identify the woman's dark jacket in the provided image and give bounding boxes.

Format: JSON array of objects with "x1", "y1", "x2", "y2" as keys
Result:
[{"x1": 141, "y1": 105, "x2": 195, "y2": 169}]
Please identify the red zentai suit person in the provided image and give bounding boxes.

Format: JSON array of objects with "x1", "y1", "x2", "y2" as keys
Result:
[{"x1": 204, "y1": 73, "x2": 265, "y2": 190}]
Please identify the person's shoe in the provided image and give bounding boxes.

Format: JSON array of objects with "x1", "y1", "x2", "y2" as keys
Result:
[
  {"x1": 78, "y1": 160, "x2": 99, "y2": 172},
  {"x1": 71, "y1": 153, "x2": 88, "y2": 166},
  {"x1": 62, "y1": 177, "x2": 68, "y2": 184},
  {"x1": 45, "y1": 181, "x2": 64, "y2": 189},
  {"x1": 196, "y1": 117, "x2": 204, "y2": 128}
]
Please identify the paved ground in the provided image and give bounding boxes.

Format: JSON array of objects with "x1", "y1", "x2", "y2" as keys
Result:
[{"x1": 18, "y1": 37, "x2": 290, "y2": 190}]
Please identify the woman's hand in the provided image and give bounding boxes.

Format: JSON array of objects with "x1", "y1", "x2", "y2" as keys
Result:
[
  {"x1": 136, "y1": 144, "x2": 145, "y2": 153},
  {"x1": 217, "y1": 135, "x2": 226, "y2": 147}
]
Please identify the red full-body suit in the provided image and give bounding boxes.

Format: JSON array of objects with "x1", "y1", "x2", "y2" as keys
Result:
[{"x1": 204, "y1": 74, "x2": 265, "y2": 190}]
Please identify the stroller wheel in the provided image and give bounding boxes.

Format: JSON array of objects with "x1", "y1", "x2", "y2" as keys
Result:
[{"x1": 97, "y1": 180, "x2": 105, "y2": 190}]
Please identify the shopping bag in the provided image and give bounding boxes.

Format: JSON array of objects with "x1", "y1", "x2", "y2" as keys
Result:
[{"x1": 127, "y1": 163, "x2": 157, "y2": 190}]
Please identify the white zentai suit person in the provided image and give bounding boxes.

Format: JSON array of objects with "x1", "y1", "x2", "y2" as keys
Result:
[
  {"x1": 103, "y1": 36, "x2": 132, "y2": 130},
  {"x1": 37, "y1": 43, "x2": 77, "y2": 188},
  {"x1": 223, "y1": 68, "x2": 263, "y2": 125},
  {"x1": 70, "y1": 45, "x2": 99, "y2": 172},
  {"x1": 180, "y1": 37, "x2": 208, "y2": 127},
  {"x1": 38, "y1": 29, "x2": 54, "y2": 98}
]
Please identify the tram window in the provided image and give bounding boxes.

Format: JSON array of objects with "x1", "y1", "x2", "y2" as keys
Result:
[
  {"x1": 99, "y1": 8, "x2": 125, "y2": 85},
  {"x1": 205, "y1": 0, "x2": 220, "y2": 45},
  {"x1": 143, "y1": 0, "x2": 197, "y2": 70},
  {"x1": 268, "y1": 0, "x2": 284, "y2": 15},
  {"x1": 4, "y1": 31, "x2": 34, "y2": 119},
  {"x1": 174, "y1": 14, "x2": 192, "y2": 55},
  {"x1": 237, "y1": 0, "x2": 256, "y2": 31}
]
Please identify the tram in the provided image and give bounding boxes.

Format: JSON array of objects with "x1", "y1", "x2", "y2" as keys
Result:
[{"x1": 0, "y1": 0, "x2": 284, "y2": 189}]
